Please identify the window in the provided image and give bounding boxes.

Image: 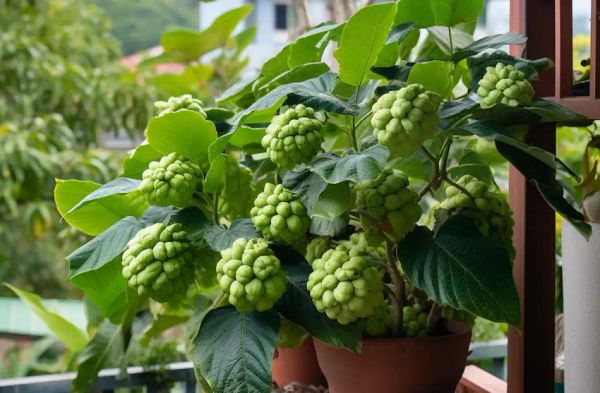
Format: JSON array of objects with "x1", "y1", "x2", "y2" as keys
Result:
[{"x1": 275, "y1": 3, "x2": 288, "y2": 30}]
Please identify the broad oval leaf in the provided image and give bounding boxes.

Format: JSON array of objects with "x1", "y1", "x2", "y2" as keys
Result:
[
  {"x1": 311, "y1": 144, "x2": 389, "y2": 184},
  {"x1": 312, "y1": 183, "x2": 352, "y2": 220},
  {"x1": 398, "y1": 214, "x2": 520, "y2": 325},
  {"x1": 335, "y1": 2, "x2": 397, "y2": 87},
  {"x1": 194, "y1": 307, "x2": 279, "y2": 393},
  {"x1": 452, "y1": 32, "x2": 527, "y2": 62},
  {"x1": 122, "y1": 142, "x2": 162, "y2": 179},
  {"x1": 5, "y1": 284, "x2": 88, "y2": 352},
  {"x1": 408, "y1": 60, "x2": 453, "y2": 98},
  {"x1": 271, "y1": 244, "x2": 362, "y2": 352},
  {"x1": 395, "y1": 0, "x2": 484, "y2": 27},
  {"x1": 65, "y1": 178, "x2": 142, "y2": 215},
  {"x1": 55, "y1": 179, "x2": 147, "y2": 236},
  {"x1": 146, "y1": 110, "x2": 217, "y2": 164},
  {"x1": 203, "y1": 219, "x2": 260, "y2": 252}
]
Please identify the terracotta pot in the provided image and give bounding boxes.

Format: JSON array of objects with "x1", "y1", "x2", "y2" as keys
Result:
[
  {"x1": 272, "y1": 337, "x2": 326, "y2": 388},
  {"x1": 314, "y1": 322, "x2": 471, "y2": 393}
]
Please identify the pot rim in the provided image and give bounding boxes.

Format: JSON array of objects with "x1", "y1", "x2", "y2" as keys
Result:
[{"x1": 315, "y1": 320, "x2": 472, "y2": 347}]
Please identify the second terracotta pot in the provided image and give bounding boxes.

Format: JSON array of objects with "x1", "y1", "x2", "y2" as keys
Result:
[
  {"x1": 272, "y1": 337, "x2": 326, "y2": 388},
  {"x1": 314, "y1": 322, "x2": 471, "y2": 393}
]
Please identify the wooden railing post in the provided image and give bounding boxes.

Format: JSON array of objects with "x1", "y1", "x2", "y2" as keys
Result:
[{"x1": 508, "y1": 1, "x2": 557, "y2": 393}]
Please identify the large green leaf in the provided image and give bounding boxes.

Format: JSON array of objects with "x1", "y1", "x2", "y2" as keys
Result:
[
  {"x1": 194, "y1": 307, "x2": 279, "y2": 393},
  {"x1": 203, "y1": 219, "x2": 260, "y2": 252},
  {"x1": 310, "y1": 145, "x2": 389, "y2": 184},
  {"x1": 54, "y1": 179, "x2": 147, "y2": 236},
  {"x1": 65, "y1": 178, "x2": 142, "y2": 215},
  {"x1": 312, "y1": 183, "x2": 352, "y2": 220},
  {"x1": 495, "y1": 140, "x2": 591, "y2": 238},
  {"x1": 160, "y1": 5, "x2": 252, "y2": 60},
  {"x1": 72, "y1": 320, "x2": 124, "y2": 393},
  {"x1": 408, "y1": 60, "x2": 453, "y2": 98},
  {"x1": 283, "y1": 165, "x2": 329, "y2": 216},
  {"x1": 146, "y1": 110, "x2": 217, "y2": 164},
  {"x1": 395, "y1": 0, "x2": 484, "y2": 27},
  {"x1": 452, "y1": 32, "x2": 527, "y2": 62},
  {"x1": 5, "y1": 284, "x2": 88, "y2": 352},
  {"x1": 398, "y1": 214, "x2": 520, "y2": 325},
  {"x1": 258, "y1": 62, "x2": 330, "y2": 94},
  {"x1": 335, "y1": 2, "x2": 397, "y2": 87},
  {"x1": 270, "y1": 245, "x2": 362, "y2": 352},
  {"x1": 121, "y1": 142, "x2": 163, "y2": 179}
]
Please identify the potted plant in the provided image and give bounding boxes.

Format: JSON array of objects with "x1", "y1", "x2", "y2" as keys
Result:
[
  {"x1": 54, "y1": 2, "x2": 591, "y2": 393},
  {"x1": 561, "y1": 121, "x2": 600, "y2": 393}
]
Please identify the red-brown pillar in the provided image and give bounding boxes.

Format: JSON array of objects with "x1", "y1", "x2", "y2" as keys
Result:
[{"x1": 508, "y1": 1, "x2": 557, "y2": 392}]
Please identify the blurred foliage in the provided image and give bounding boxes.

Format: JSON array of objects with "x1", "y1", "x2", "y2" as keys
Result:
[
  {"x1": 0, "y1": 0, "x2": 153, "y2": 298},
  {"x1": 93, "y1": 0, "x2": 199, "y2": 55}
]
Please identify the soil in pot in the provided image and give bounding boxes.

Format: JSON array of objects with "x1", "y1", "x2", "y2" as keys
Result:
[
  {"x1": 273, "y1": 337, "x2": 327, "y2": 388},
  {"x1": 314, "y1": 322, "x2": 471, "y2": 393}
]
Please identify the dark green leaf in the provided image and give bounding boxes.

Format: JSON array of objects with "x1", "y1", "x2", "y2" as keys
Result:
[
  {"x1": 398, "y1": 214, "x2": 520, "y2": 325},
  {"x1": 72, "y1": 320, "x2": 124, "y2": 393},
  {"x1": 271, "y1": 245, "x2": 362, "y2": 352},
  {"x1": 283, "y1": 165, "x2": 328, "y2": 216},
  {"x1": 170, "y1": 206, "x2": 211, "y2": 241},
  {"x1": 194, "y1": 307, "x2": 279, "y2": 393},
  {"x1": 386, "y1": 22, "x2": 416, "y2": 44},
  {"x1": 453, "y1": 32, "x2": 527, "y2": 62},
  {"x1": 203, "y1": 219, "x2": 260, "y2": 251},
  {"x1": 310, "y1": 215, "x2": 350, "y2": 237},
  {"x1": 371, "y1": 64, "x2": 413, "y2": 81},
  {"x1": 310, "y1": 145, "x2": 389, "y2": 184},
  {"x1": 495, "y1": 141, "x2": 591, "y2": 238}
]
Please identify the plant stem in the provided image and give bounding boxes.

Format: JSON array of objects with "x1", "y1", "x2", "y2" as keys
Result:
[
  {"x1": 212, "y1": 193, "x2": 220, "y2": 224},
  {"x1": 350, "y1": 116, "x2": 359, "y2": 151},
  {"x1": 426, "y1": 303, "x2": 442, "y2": 334},
  {"x1": 385, "y1": 240, "x2": 404, "y2": 337},
  {"x1": 438, "y1": 137, "x2": 477, "y2": 200}
]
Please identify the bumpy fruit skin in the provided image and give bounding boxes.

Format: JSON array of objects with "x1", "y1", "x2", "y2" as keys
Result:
[
  {"x1": 402, "y1": 303, "x2": 429, "y2": 338},
  {"x1": 154, "y1": 94, "x2": 207, "y2": 117},
  {"x1": 371, "y1": 84, "x2": 441, "y2": 157},
  {"x1": 355, "y1": 168, "x2": 422, "y2": 242},
  {"x1": 122, "y1": 223, "x2": 194, "y2": 302},
  {"x1": 361, "y1": 302, "x2": 394, "y2": 337},
  {"x1": 218, "y1": 156, "x2": 255, "y2": 221},
  {"x1": 477, "y1": 63, "x2": 535, "y2": 108},
  {"x1": 251, "y1": 183, "x2": 310, "y2": 244},
  {"x1": 439, "y1": 175, "x2": 515, "y2": 257},
  {"x1": 140, "y1": 152, "x2": 202, "y2": 207},
  {"x1": 305, "y1": 237, "x2": 331, "y2": 265},
  {"x1": 307, "y1": 241, "x2": 385, "y2": 325},
  {"x1": 216, "y1": 238, "x2": 286, "y2": 312},
  {"x1": 262, "y1": 104, "x2": 324, "y2": 168}
]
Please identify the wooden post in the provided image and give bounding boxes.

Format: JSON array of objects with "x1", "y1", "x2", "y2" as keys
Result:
[{"x1": 508, "y1": 1, "x2": 557, "y2": 392}]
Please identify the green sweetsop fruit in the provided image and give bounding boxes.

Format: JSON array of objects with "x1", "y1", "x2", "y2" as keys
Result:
[
  {"x1": 122, "y1": 223, "x2": 194, "y2": 302},
  {"x1": 307, "y1": 241, "x2": 385, "y2": 325},
  {"x1": 355, "y1": 168, "x2": 422, "y2": 242},
  {"x1": 218, "y1": 156, "x2": 255, "y2": 221},
  {"x1": 477, "y1": 63, "x2": 535, "y2": 108},
  {"x1": 216, "y1": 238, "x2": 286, "y2": 312},
  {"x1": 305, "y1": 237, "x2": 332, "y2": 265},
  {"x1": 402, "y1": 303, "x2": 429, "y2": 338},
  {"x1": 251, "y1": 183, "x2": 310, "y2": 244},
  {"x1": 439, "y1": 175, "x2": 515, "y2": 257},
  {"x1": 140, "y1": 152, "x2": 202, "y2": 207},
  {"x1": 154, "y1": 94, "x2": 207, "y2": 117},
  {"x1": 371, "y1": 84, "x2": 442, "y2": 157},
  {"x1": 361, "y1": 302, "x2": 394, "y2": 337},
  {"x1": 261, "y1": 104, "x2": 324, "y2": 168}
]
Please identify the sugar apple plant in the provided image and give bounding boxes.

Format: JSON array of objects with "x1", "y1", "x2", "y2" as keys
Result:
[
  {"x1": 140, "y1": 152, "x2": 202, "y2": 207},
  {"x1": 261, "y1": 104, "x2": 324, "y2": 168},
  {"x1": 218, "y1": 156, "x2": 255, "y2": 220},
  {"x1": 371, "y1": 84, "x2": 442, "y2": 157},
  {"x1": 307, "y1": 241, "x2": 385, "y2": 325},
  {"x1": 477, "y1": 63, "x2": 535, "y2": 108},
  {"x1": 121, "y1": 223, "x2": 195, "y2": 302},
  {"x1": 355, "y1": 168, "x2": 422, "y2": 242},
  {"x1": 216, "y1": 238, "x2": 286, "y2": 312},
  {"x1": 53, "y1": 6, "x2": 588, "y2": 392},
  {"x1": 154, "y1": 94, "x2": 207, "y2": 117},
  {"x1": 251, "y1": 183, "x2": 310, "y2": 244}
]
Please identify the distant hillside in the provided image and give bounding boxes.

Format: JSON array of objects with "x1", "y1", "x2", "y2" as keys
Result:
[{"x1": 93, "y1": 0, "x2": 199, "y2": 54}]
